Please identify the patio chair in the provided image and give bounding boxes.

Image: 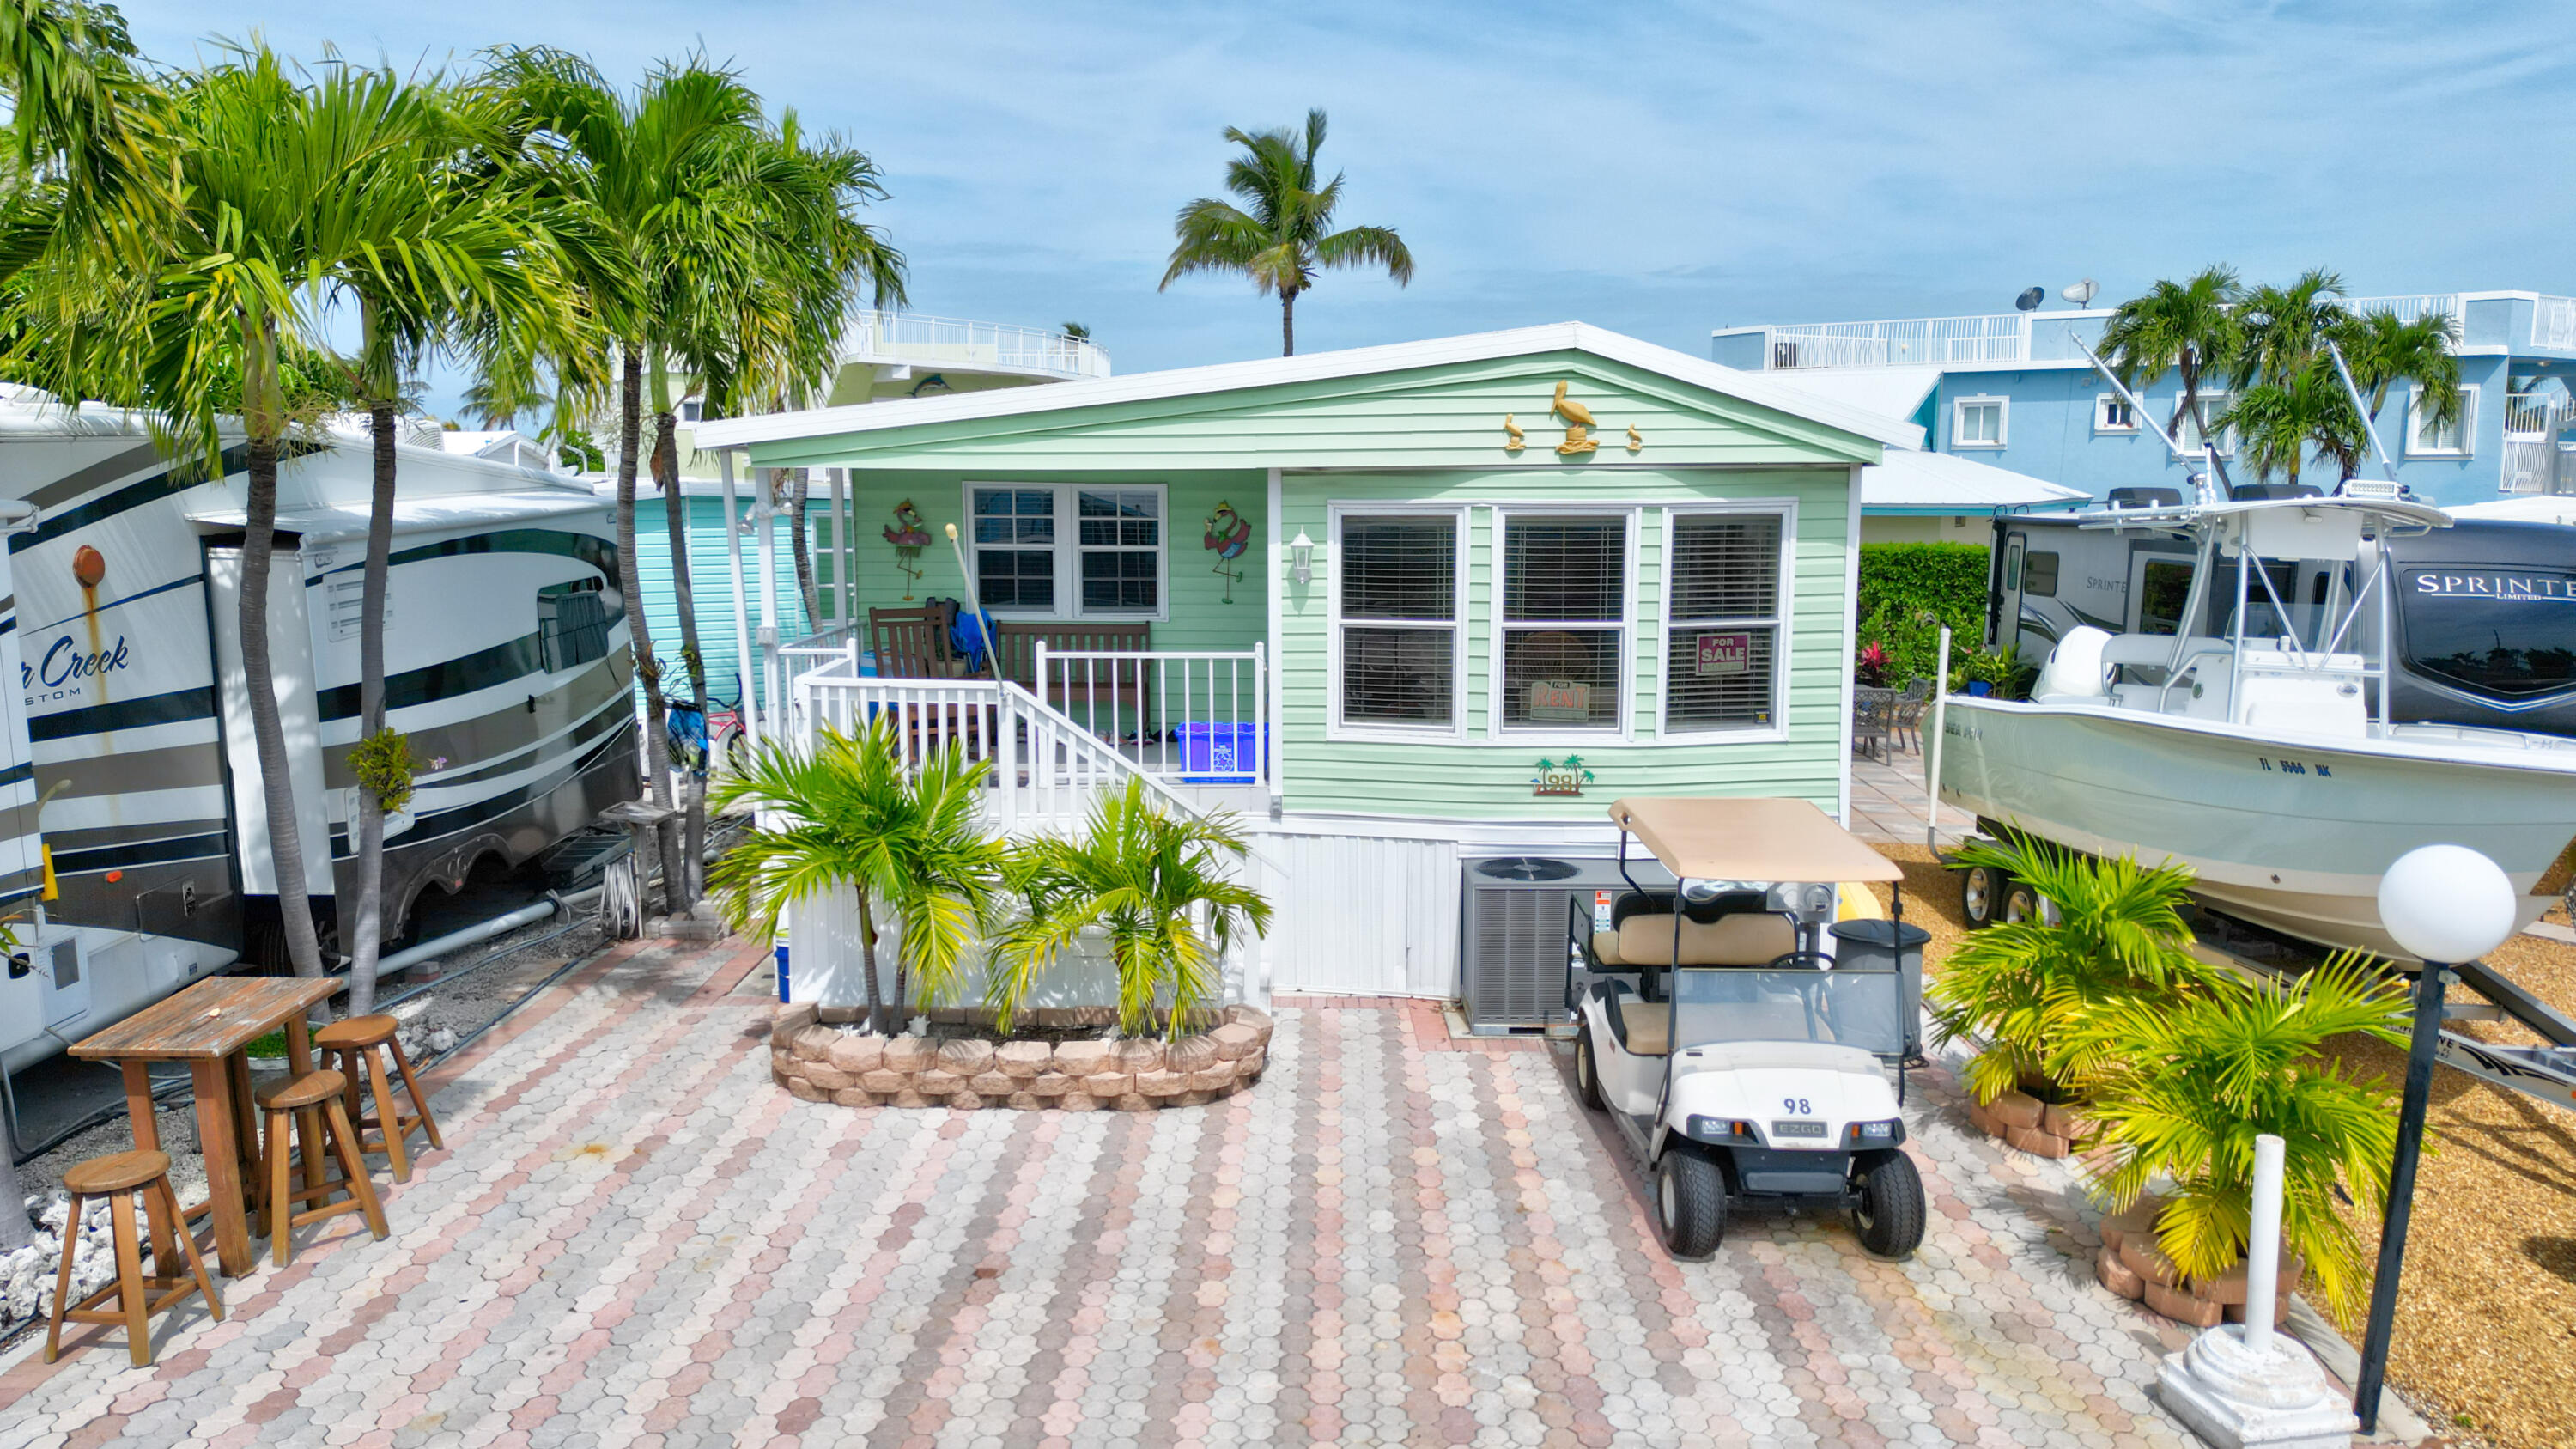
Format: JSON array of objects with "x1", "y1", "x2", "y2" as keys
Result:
[
  {"x1": 866, "y1": 605, "x2": 995, "y2": 760},
  {"x1": 1890, "y1": 678, "x2": 1933, "y2": 753},
  {"x1": 1852, "y1": 685, "x2": 1896, "y2": 763}
]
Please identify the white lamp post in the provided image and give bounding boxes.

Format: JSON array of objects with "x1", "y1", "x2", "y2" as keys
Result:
[{"x1": 2351, "y1": 844, "x2": 2518, "y2": 1432}]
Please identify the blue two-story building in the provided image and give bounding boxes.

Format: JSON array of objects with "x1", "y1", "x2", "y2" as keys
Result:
[{"x1": 1715, "y1": 290, "x2": 2576, "y2": 514}]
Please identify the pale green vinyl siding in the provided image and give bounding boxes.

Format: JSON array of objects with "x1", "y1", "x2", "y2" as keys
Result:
[
  {"x1": 1276, "y1": 467, "x2": 1853, "y2": 819},
  {"x1": 821, "y1": 468, "x2": 1269, "y2": 661}
]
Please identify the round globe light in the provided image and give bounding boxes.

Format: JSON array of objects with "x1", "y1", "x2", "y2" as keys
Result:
[{"x1": 2377, "y1": 844, "x2": 2518, "y2": 964}]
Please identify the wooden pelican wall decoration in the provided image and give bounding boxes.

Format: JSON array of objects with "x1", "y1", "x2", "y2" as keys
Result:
[
  {"x1": 1503, "y1": 414, "x2": 1527, "y2": 451},
  {"x1": 1552, "y1": 380, "x2": 1599, "y2": 455}
]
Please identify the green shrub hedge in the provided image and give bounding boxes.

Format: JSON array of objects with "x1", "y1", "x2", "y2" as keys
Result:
[{"x1": 1856, "y1": 543, "x2": 1990, "y2": 685}]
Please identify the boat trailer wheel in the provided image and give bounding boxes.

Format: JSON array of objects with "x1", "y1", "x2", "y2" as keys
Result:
[{"x1": 1960, "y1": 863, "x2": 2002, "y2": 928}]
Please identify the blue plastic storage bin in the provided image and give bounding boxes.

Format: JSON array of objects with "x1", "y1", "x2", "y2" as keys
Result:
[{"x1": 1177, "y1": 722, "x2": 1265, "y2": 783}]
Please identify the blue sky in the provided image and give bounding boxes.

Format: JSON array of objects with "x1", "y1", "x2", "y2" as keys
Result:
[{"x1": 117, "y1": 0, "x2": 2576, "y2": 411}]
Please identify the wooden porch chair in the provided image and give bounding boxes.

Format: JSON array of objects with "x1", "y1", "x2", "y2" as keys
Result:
[{"x1": 866, "y1": 604, "x2": 997, "y2": 759}]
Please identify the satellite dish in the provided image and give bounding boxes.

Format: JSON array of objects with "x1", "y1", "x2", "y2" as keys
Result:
[
  {"x1": 2062, "y1": 277, "x2": 2100, "y2": 307},
  {"x1": 2014, "y1": 286, "x2": 2046, "y2": 312}
]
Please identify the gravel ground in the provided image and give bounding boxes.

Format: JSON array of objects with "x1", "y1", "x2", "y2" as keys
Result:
[{"x1": 1, "y1": 904, "x2": 617, "y2": 1348}]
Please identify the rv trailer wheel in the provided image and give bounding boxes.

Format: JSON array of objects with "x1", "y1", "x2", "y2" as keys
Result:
[
  {"x1": 1850, "y1": 1150, "x2": 1927, "y2": 1258},
  {"x1": 1656, "y1": 1145, "x2": 1729, "y2": 1259},
  {"x1": 1573, "y1": 1027, "x2": 1607, "y2": 1111},
  {"x1": 1960, "y1": 865, "x2": 2001, "y2": 928},
  {"x1": 2002, "y1": 883, "x2": 2043, "y2": 925}
]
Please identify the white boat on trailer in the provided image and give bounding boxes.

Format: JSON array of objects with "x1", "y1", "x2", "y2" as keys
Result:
[
  {"x1": 0, "y1": 402, "x2": 641, "y2": 1075},
  {"x1": 1939, "y1": 491, "x2": 2576, "y2": 960}
]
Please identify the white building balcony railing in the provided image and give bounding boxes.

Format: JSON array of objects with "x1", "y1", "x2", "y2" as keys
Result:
[
  {"x1": 838, "y1": 311, "x2": 1111, "y2": 381},
  {"x1": 2505, "y1": 390, "x2": 2576, "y2": 438},
  {"x1": 1763, "y1": 314, "x2": 2031, "y2": 369}
]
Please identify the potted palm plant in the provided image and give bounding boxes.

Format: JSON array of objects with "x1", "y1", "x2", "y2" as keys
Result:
[
  {"x1": 2075, "y1": 953, "x2": 2408, "y2": 1329},
  {"x1": 713, "y1": 718, "x2": 1007, "y2": 1037},
  {"x1": 1929, "y1": 835, "x2": 2218, "y2": 1155},
  {"x1": 993, "y1": 778, "x2": 1273, "y2": 1042}
]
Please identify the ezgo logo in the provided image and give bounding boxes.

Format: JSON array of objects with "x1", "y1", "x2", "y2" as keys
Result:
[{"x1": 22, "y1": 634, "x2": 131, "y2": 703}]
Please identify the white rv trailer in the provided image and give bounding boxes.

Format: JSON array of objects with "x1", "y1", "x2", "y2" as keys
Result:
[{"x1": 0, "y1": 402, "x2": 640, "y2": 1074}]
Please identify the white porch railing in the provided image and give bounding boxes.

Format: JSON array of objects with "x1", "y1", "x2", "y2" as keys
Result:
[
  {"x1": 1035, "y1": 644, "x2": 1268, "y2": 789},
  {"x1": 787, "y1": 645, "x2": 1244, "y2": 827}
]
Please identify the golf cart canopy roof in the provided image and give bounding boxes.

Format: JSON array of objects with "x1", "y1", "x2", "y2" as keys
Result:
[{"x1": 1607, "y1": 797, "x2": 1902, "y2": 885}]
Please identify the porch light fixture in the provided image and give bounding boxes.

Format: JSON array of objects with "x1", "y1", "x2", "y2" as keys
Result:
[{"x1": 1291, "y1": 528, "x2": 1314, "y2": 584}]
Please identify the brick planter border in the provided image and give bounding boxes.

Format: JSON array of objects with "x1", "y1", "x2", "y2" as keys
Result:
[
  {"x1": 1965, "y1": 1087, "x2": 2088, "y2": 1159},
  {"x1": 2093, "y1": 1194, "x2": 2301, "y2": 1329},
  {"x1": 769, "y1": 1002, "x2": 1273, "y2": 1111}
]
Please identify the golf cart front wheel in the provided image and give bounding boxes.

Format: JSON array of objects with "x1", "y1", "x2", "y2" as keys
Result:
[
  {"x1": 1573, "y1": 1027, "x2": 1607, "y2": 1111},
  {"x1": 1960, "y1": 864, "x2": 2002, "y2": 928},
  {"x1": 1656, "y1": 1146, "x2": 1729, "y2": 1259},
  {"x1": 1850, "y1": 1151, "x2": 1927, "y2": 1259}
]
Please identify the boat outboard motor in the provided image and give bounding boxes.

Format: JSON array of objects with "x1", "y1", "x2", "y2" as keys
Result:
[{"x1": 1828, "y1": 919, "x2": 1932, "y2": 1059}]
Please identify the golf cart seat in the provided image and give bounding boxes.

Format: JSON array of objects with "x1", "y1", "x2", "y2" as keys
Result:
[{"x1": 1594, "y1": 912, "x2": 1795, "y2": 970}]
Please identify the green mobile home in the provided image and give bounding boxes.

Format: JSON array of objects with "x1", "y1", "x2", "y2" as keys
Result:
[{"x1": 695, "y1": 324, "x2": 1919, "y2": 1007}]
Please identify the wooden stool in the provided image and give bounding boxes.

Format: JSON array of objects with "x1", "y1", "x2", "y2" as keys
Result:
[
  {"x1": 315, "y1": 1014, "x2": 443, "y2": 1184},
  {"x1": 44, "y1": 1149, "x2": 221, "y2": 1366},
  {"x1": 255, "y1": 1069, "x2": 389, "y2": 1267}
]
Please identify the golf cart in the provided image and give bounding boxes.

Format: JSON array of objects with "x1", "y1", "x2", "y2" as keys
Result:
[{"x1": 1565, "y1": 797, "x2": 1931, "y2": 1260}]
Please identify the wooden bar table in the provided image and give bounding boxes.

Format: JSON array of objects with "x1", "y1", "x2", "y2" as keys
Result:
[{"x1": 70, "y1": 976, "x2": 338, "y2": 1277}]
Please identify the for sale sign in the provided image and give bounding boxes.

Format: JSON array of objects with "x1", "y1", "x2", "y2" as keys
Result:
[{"x1": 1696, "y1": 631, "x2": 1751, "y2": 676}]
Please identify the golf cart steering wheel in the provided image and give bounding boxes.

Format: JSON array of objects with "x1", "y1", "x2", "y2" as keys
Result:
[{"x1": 1764, "y1": 949, "x2": 1836, "y2": 972}]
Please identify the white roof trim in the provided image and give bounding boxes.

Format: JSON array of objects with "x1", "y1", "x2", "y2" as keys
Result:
[
  {"x1": 1859, "y1": 449, "x2": 2088, "y2": 511},
  {"x1": 692, "y1": 321, "x2": 1924, "y2": 453}
]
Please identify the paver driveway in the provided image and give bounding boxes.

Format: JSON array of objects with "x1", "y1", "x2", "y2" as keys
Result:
[{"x1": 1, "y1": 939, "x2": 2207, "y2": 1449}]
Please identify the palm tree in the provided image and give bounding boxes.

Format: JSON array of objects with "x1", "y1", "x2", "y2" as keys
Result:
[
  {"x1": 2099, "y1": 266, "x2": 2243, "y2": 451},
  {"x1": 2072, "y1": 953, "x2": 2409, "y2": 1327},
  {"x1": 711, "y1": 720, "x2": 1007, "y2": 1036},
  {"x1": 2340, "y1": 306, "x2": 2462, "y2": 472},
  {"x1": 2220, "y1": 368, "x2": 2362, "y2": 493},
  {"x1": 482, "y1": 48, "x2": 779, "y2": 918},
  {"x1": 1159, "y1": 107, "x2": 1413, "y2": 356},
  {"x1": 662, "y1": 111, "x2": 903, "y2": 892},
  {"x1": 993, "y1": 779, "x2": 1271, "y2": 1041},
  {"x1": 331, "y1": 76, "x2": 583, "y2": 1014},
  {"x1": 2233, "y1": 268, "x2": 2348, "y2": 388},
  {"x1": 9, "y1": 46, "x2": 489, "y2": 978},
  {"x1": 1928, "y1": 834, "x2": 2220, "y2": 1105}
]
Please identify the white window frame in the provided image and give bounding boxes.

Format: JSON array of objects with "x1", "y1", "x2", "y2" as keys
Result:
[
  {"x1": 1327, "y1": 502, "x2": 1470, "y2": 742},
  {"x1": 2405, "y1": 384, "x2": 2476, "y2": 458},
  {"x1": 2172, "y1": 391, "x2": 2236, "y2": 458},
  {"x1": 960, "y1": 481, "x2": 1170, "y2": 621},
  {"x1": 2093, "y1": 393, "x2": 2140, "y2": 434},
  {"x1": 1657, "y1": 501, "x2": 1797, "y2": 743},
  {"x1": 1951, "y1": 395, "x2": 2008, "y2": 449},
  {"x1": 1485, "y1": 506, "x2": 1637, "y2": 743}
]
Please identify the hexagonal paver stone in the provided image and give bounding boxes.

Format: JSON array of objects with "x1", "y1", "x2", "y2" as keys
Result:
[{"x1": 996, "y1": 1041, "x2": 1053, "y2": 1077}]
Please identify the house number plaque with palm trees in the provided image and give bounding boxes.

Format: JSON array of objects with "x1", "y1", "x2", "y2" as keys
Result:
[{"x1": 1504, "y1": 381, "x2": 1642, "y2": 456}]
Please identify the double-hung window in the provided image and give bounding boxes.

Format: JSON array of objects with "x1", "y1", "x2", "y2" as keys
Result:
[
  {"x1": 1664, "y1": 511, "x2": 1788, "y2": 732},
  {"x1": 1498, "y1": 514, "x2": 1626, "y2": 732},
  {"x1": 1334, "y1": 512, "x2": 1461, "y2": 732},
  {"x1": 2174, "y1": 392, "x2": 2235, "y2": 456},
  {"x1": 967, "y1": 484, "x2": 1166, "y2": 617}
]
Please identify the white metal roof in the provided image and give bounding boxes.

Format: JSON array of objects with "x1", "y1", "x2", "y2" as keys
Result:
[
  {"x1": 690, "y1": 321, "x2": 1926, "y2": 453},
  {"x1": 1860, "y1": 448, "x2": 2087, "y2": 512},
  {"x1": 1759, "y1": 366, "x2": 1941, "y2": 429}
]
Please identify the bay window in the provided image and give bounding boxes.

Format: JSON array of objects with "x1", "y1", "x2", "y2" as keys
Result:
[
  {"x1": 1334, "y1": 512, "x2": 1461, "y2": 730},
  {"x1": 1664, "y1": 511, "x2": 1787, "y2": 732}
]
